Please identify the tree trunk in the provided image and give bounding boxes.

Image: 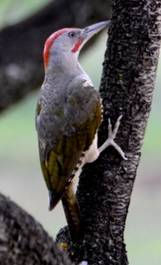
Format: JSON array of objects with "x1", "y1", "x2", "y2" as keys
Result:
[
  {"x1": 0, "y1": 193, "x2": 72, "y2": 265},
  {"x1": 57, "y1": 0, "x2": 161, "y2": 264}
]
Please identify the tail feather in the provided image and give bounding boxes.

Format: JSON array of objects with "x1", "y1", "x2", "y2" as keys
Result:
[{"x1": 48, "y1": 190, "x2": 61, "y2": 211}]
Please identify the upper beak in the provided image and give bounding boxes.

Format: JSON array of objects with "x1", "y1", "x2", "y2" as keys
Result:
[{"x1": 81, "y1": 20, "x2": 110, "y2": 42}]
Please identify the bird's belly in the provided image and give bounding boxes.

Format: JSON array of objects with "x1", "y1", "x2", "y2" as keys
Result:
[
  {"x1": 84, "y1": 133, "x2": 99, "y2": 164},
  {"x1": 73, "y1": 133, "x2": 99, "y2": 192}
]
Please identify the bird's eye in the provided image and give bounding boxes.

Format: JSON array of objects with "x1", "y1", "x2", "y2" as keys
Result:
[{"x1": 68, "y1": 31, "x2": 75, "y2": 38}]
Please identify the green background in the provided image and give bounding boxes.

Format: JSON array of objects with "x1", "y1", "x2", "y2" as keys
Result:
[{"x1": 0, "y1": 1, "x2": 161, "y2": 264}]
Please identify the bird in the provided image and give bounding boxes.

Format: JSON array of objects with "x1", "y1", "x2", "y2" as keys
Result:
[{"x1": 35, "y1": 20, "x2": 126, "y2": 244}]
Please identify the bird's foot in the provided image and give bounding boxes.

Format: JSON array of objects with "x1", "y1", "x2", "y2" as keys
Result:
[{"x1": 98, "y1": 115, "x2": 127, "y2": 160}]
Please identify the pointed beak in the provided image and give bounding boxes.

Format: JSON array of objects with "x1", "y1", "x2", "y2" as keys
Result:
[
  {"x1": 81, "y1": 20, "x2": 110, "y2": 42},
  {"x1": 71, "y1": 20, "x2": 110, "y2": 53}
]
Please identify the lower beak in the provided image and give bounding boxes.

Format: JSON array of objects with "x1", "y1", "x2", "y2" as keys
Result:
[{"x1": 81, "y1": 20, "x2": 110, "y2": 41}]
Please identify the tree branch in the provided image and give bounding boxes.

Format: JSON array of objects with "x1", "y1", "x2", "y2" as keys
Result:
[
  {"x1": 0, "y1": 193, "x2": 72, "y2": 265},
  {"x1": 0, "y1": 0, "x2": 111, "y2": 112},
  {"x1": 57, "y1": 0, "x2": 161, "y2": 264}
]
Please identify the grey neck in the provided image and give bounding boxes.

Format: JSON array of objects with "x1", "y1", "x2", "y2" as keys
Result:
[{"x1": 45, "y1": 50, "x2": 91, "y2": 82}]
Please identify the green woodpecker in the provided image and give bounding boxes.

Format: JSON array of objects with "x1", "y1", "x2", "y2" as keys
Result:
[{"x1": 36, "y1": 21, "x2": 126, "y2": 242}]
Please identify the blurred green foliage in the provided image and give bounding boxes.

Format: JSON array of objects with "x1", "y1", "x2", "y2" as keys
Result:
[
  {"x1": 0, "y1": 1, "x2": 161, "y2": 265},
  {"x1": 0, "y1": 0, "x2": 48, "y2": 27}
]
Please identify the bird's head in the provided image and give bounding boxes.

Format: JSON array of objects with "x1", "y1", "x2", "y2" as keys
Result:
[{"x1": 43, "y1": 20, "x2": 110, "y2": 70}]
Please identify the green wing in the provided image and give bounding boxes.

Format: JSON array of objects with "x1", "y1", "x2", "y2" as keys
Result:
[{"x1": 37, "y1": 83, "x2": 102, "y2": 210}]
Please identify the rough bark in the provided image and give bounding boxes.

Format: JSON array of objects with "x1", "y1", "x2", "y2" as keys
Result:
[
  {"x1": 57, "y1": 0, "x2": 161, "y2": 264},
  {"x1": 0, "y1": 193, "x2": 72, "y2": 265},
  {"x1": 0, "y1": 0, "x2": 112, "y2": 112}
]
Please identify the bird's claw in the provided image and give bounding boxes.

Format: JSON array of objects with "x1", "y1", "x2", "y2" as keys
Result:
[{"x1": 99, "y1": 115, "x2": 127, "y2": 160}]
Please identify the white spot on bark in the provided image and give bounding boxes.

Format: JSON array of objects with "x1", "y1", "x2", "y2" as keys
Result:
[{"x1": 79, "y1": 261, "x2": 88, "y2": 265}]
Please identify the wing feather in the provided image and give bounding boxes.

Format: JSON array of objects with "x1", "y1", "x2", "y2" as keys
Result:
[{"x1": 36, "y1": 80, "x2": 102, "y2": 208}]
